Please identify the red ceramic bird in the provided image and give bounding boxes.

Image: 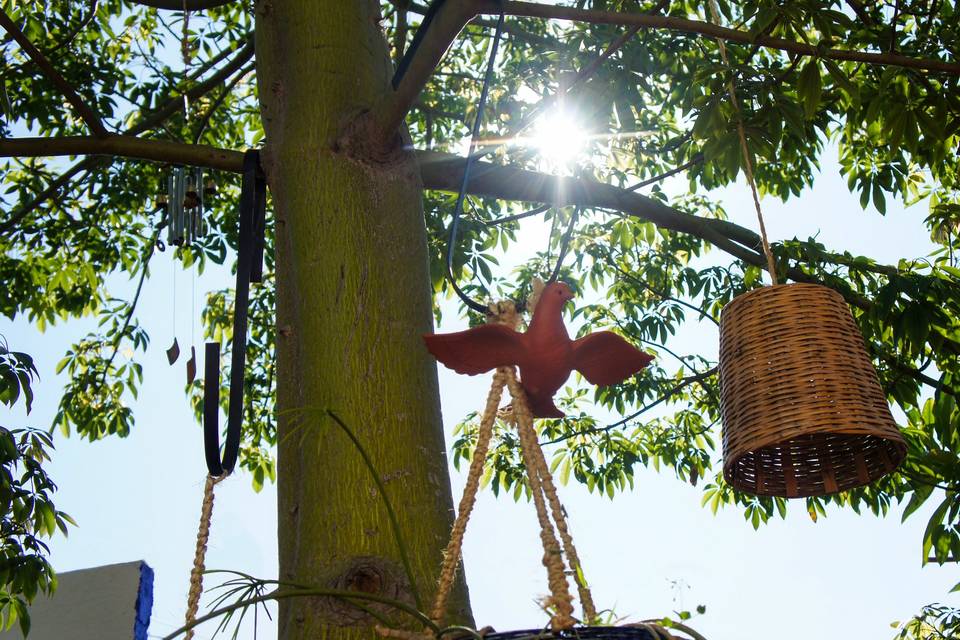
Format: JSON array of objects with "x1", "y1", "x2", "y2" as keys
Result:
[{"x1": 424, "y1": 282, "x2": 654, "y2": 418}]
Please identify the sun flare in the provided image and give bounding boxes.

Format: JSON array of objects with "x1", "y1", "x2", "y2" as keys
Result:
[{"x1": 528, "y1": 109, "x2": 587, "y2": 169}]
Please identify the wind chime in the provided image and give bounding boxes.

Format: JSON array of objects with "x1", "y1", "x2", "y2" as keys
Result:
[
  {"x1": 159, "y1": 166, "x2": 217, "y2": 384},
  {"x1": 162, "y1": 166, "x2": 214, "y2": 250}
]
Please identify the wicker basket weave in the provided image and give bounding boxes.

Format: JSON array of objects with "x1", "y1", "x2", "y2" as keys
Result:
[{"x1": 719, "y1": 283, "x2": 906, "y2": 497}]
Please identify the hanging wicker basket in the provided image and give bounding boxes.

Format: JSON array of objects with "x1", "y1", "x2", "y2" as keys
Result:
[{"x1": 719, "y1": 283, "x2": 906, "y2": 497}]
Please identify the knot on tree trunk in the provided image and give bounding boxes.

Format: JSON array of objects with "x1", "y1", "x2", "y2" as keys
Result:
[
  {"x1": 321, "y1": 556, "x2": 415, "y2": 627},
  {"x1": 336, "y1": 110, "x2": 410, "y2": 167}
]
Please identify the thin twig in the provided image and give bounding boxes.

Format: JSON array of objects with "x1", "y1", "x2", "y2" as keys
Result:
[
  {"x1": 541, "y1": 367, "x2": 718, "y2": 444},
  {"x1": 611, "y1": 263, "x2": 720, "y2": 326},
  {"x1": 129, "y1": 0, "x2": 233, "y2": 9},
  {"x1": 95, "y1": 223, "x2": 161, "y2": 392},
  {"x1": 625, "y1": 155, "x2": 703, "y2": 192},
  {"x1": 0, "y1": 157, "x2": 102, "y2": 234},
  {"x1": 485, "y1": 203, "x2": 551, "y2": 227},
  {"x1": 191, "y1": 62, "x2": 252, "y2": 144}
]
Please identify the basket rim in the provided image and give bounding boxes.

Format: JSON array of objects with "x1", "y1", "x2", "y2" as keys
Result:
[
  {"x1": 720, "y1": 282, "x2": 845, "y2": 322},
  {"x1": 722, "y1": 428, "x2": 907, "y2": 472}
]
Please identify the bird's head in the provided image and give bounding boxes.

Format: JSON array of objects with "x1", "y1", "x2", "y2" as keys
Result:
[{"x1": 544, "y1": 281, "x2": 575, "y2": 304}]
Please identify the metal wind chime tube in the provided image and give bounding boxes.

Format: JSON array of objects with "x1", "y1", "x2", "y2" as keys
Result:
[
  {"x1": 163, "y1": 166, "x2": 208, "y2": 248},
  {"x1": 175, "y1": 166, "x2": 185, "y2": 245},
  {"x1": 166, "y1": 173, "x2": 176, "y2": 246}
]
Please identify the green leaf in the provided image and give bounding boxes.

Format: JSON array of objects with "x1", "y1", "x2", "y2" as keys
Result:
[{"x1": 797, "y1": 60, "x2": 822, "y2": 120}]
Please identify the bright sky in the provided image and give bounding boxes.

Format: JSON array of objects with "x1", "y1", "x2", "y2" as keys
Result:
[{"x1": 3, "y1": 139, "x2": 957, "y2": 640}]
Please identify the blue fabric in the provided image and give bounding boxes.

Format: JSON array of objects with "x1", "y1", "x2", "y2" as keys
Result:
[{"x1": 134, "y1": 562, "x2": 154, "y2": 640}]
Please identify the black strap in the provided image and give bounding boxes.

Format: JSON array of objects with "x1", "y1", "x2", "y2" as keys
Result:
[{"x1": 203, "y1": 150, "x2": 267, "y2": 476}]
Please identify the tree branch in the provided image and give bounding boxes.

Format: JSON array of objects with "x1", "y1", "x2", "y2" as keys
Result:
[
  {"x1": 0, "y1": 157, "x2": 102, "y2": 235},
  {"x1": 613, "y1": 264, "x2": 720, "y2": 327},
  {"x1": 417, "y1": 149, "x2": 960, "y2": 378},
  {"x1": 626, "y1": 155, "x2": 703, "y2": 191},
  {"x1": 0, "y1": 9, "x2": 108, "y2": 136},
  {"x1": 482, "y1": 0, "x2": 960, "y2": 75},
  {"x1": 0, "y1": 136, "x2": 244, "y2": 172},
  {"x1": 416, "y1": 150, "x2": 879, "y2": 314},
  {"x1": 128, "y1": 0, "x2": 234, "y2": 10},
  {"x1": 371, "y1": 0, "x2": 479, "y2": 144}
]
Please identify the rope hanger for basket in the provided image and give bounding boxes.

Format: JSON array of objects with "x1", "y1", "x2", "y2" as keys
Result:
[
  {"x1": 705, "y1": 0, "x2": 778, "y2": 285},
  {"x1": 427, "y1": 301, "x2": 589, "y2": 633},
  {"x1": 183, "y1": 150, "x2": 268, "y2": 639}
]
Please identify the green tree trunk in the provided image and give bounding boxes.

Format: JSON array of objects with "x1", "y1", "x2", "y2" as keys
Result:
[{"x1": 255, "y1": 2, "x2": 470, "y2": 637}]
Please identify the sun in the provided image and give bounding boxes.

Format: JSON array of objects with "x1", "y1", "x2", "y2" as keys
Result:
[{"x1": 527, "y1": 109, "x2": 587, "y2": 170}]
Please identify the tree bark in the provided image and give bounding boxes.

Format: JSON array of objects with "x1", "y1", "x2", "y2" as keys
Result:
[{"x1": 255, "y1": 1, "x2": 469, "y2": 638}]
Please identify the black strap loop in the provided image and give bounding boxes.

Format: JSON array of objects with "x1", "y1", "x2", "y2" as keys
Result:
[{"x1": 203, "y1": 150, "x2": 267, "y2": 476}]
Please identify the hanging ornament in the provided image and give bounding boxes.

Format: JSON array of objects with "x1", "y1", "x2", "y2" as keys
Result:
[
  {"x1": 424, "y1": 281, "x2": 652, "y2": 418},
  {"x1": 162, "y1": 166, "x2": 207, "y2": 248},
  {"x1": 166, "y1": 337, "x2": 180, "y2": 365},
  {"x1": 719, "y1": 285, "x2": 906, "y2": 497},
  {"x1": 186, "y1": 345, "x2": 197, "y2": 385},
  {"x1": 702, "y1": 0, "x2": 905, "y2": 498}
]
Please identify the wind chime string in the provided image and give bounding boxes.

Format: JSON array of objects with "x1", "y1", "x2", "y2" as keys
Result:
[{"x1": 705, "y1": 0, "x2": 779, "y2": 285}]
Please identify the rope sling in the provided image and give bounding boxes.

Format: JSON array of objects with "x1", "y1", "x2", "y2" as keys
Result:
[{"x1": 426, "y1": 291, "x2": 592, "y2": 633}]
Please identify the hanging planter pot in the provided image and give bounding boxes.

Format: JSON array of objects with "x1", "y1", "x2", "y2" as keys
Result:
[
  {"x1": 719, "y1": 283, "x2": 906, "y2": 498},
  {"x1": 485, "y1": 628, "x2": 671, "y2": 639}
]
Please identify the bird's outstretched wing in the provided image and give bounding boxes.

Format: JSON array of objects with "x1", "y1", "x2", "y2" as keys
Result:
[
  {"x1": 423, "y1": 324, "x2": 524, "y2": 375},
  {"x1": 571, "y1": 331, "x2": 653, "y2": 387}
]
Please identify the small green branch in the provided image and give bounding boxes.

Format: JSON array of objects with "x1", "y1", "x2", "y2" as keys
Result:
[
  {"x1": 161, "y1": 587, "x2": 440, "y2": 640},
  {"x1": 326, "y1": 410, "x2": 424, "y2": 612},
  {"x1": 279, "y1": 407, "x2": 424, "y2": 612}
]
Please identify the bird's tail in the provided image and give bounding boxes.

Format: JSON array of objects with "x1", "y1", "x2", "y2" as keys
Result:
[{"x1": 525, "y1": 394, "x2": 565, "y2": 419}]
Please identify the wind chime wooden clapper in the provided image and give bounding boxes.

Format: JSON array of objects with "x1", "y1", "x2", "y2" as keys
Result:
[
  {"x1": 159, "y1": 165, "x2": 217, "y2": 384},
  {"x1": 396, "y1": 7, "x2": 694, "y2": 639},
  {"x1": 181, "y1": 150, "x2": 267, "y2": 640},
  {"x1": 700, "y1": 0, "x2": 907, "y2": 498}
]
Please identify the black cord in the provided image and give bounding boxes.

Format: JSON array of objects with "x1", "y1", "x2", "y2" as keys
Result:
[
  {"x1": 546, "y1": 207, "x2": 580, "y2": 284},
  {"x1": 443, "y1": 3, "x2": 506, "y2": 315},
  {"x1": 392, "y1": 0, "x2": 448, "y2": 88}
]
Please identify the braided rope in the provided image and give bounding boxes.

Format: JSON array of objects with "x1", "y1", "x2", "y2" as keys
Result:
[
  {"x1": 705, "y1": 0, "x2": 779, "y2": 285},
  {"x1": 184, "y1": 473, "x2": 225, "y2": 640},
  {"x1": 504, "y1": 371, "x2": 576, "y2": 631},
  {"x1": 431, "y1": 368, "x2": 508, "y2": 625},
  {"x1": 522, "y1": 421, "x2": 597, "y2": 623}
]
